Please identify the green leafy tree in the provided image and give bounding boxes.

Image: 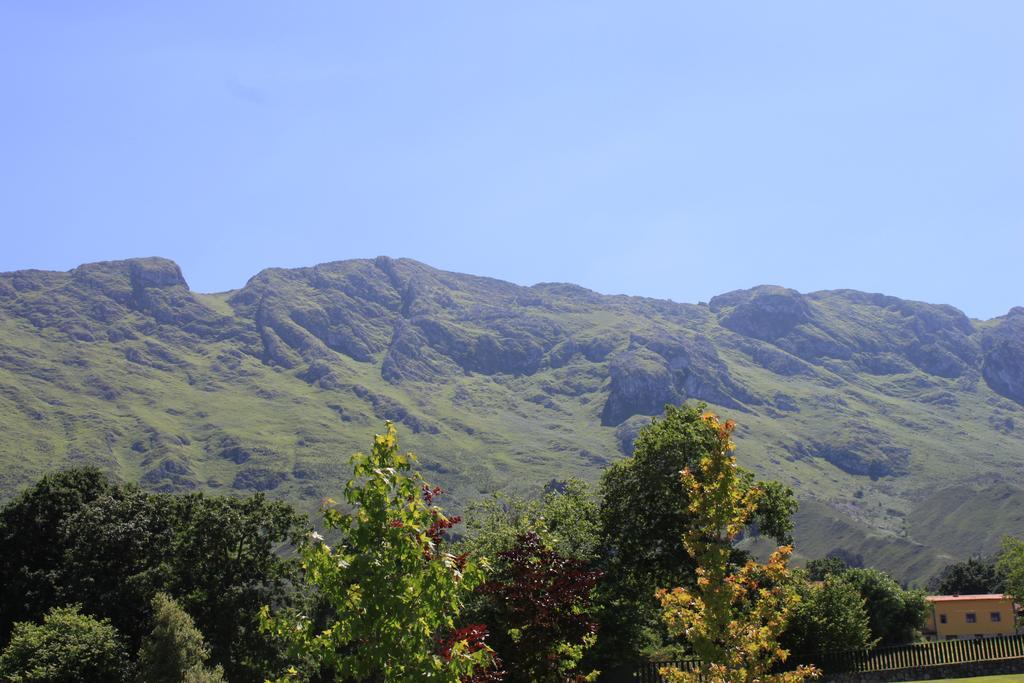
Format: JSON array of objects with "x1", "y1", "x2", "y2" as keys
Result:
[
  {"x1": 782, "y1": 573, "x2": 875, "y2": 655},
  {"x1": 58, "y1": 485, "x2": 176, "y2": 648},
  {"x1": 58, "y1": 486, "x2": 306, "y2": 680},
  {"x1": 262, "y1": 422, "x2": 496, "y2": 682},
  {"x1": 0, "y1": 605, "x2": 130, "y2": 683},
  {"x1": 835, "y1": 568, "x2": 926, "y2": 645},
  {"x1": 0, "y1": 467, "x2": 306, "y2": 680},
  {"x1": 461, "y1": 479, "x2": 601, "y2": 563},
  {"x1": 0, "y1": 467, "x2": 111, "y2": 640},
  {"x1": 997, "y1": 536, "x2": 1024, "y2": 623},
  {"x1": 162, "y1": 493, "x2": 307, "y2": 679},
  {"x1": 805, "y1": 556, "x2": 849, "y2": 582},
  {"x1": 138, "y1": 593, "x2": 224, "y2": 683},
  {"x1": 928, "y1": 557, "x2": 1003, "y2": 595},
  {"x1": 655, "y1": 411, "x2": 817, "y2": 683},
  {"x1": 597, "y1": 404, "x2": 798, "y2": 664}
]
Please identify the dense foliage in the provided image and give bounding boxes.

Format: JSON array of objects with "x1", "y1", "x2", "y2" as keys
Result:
[
  {"x1": 0, "y1": 408, "x2": 966, "y2": 681},
  {"x1": 261, "y1": 422, "x2": 496, "y2": 682},
  {"x1": 0, "y1": 467, "x2": 307, "y2": 680},
  {"x1": 0, "y1": 467, "x2": 112, "y2": 641},
  {"x1": 460, "y1": 480, "x2": 601, "y2": 563},
  {"x1": 928, "y1": 556, "x2": 1004, "y2": 595},
  {"x1": 805, "y1": 556, "x2": 850, "y2": 582},
  {"x1": 479, "y1": 532, "x2": 602, "y2": 682},
  {"x1": 138, "y1": 593, "x2": 225, "y2": 683},
  {"x1": 597, "y1": 405, "x2": 798, "y2": 663},
  {"x1": 997, "y1": 536, "x2": 1024, "y2": 617},
  {"x1": 0, "y1": 605, "x2": 130, "y2": 683},
  {"x1": 836, "y1": 569, "x2": 927, "y2": 645},
  {"x1": 783, "y1": 574, "x2": 875, "y2": 655},
  {"x1": 655, "y1": 411, "x2": 817, "y2": 683}
]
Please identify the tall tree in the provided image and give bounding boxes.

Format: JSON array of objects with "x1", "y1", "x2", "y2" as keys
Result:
[
  {"x1": 261, "y1": 422, "x2": 496, "y2": 682},
  {"x1": 58, "y1": 486, "x2": 176, "y2": 648},
  {"x1": 162, "y1": 493, "x2": 306, "y2": 679},
  {"x1": 137, "y1": 593, "x2": 224, "y2": 683},
  {"x1": 0, "y1": 467, "x2": 306, "y2": 680},
  {"x1": 597, "y1": 404, "x2": 797, "y2": 663},
  {"x1": 655, "y1": 411, "x2": 817, "y2": 683},
  {"x1": 0, "y1": 467, "x2": 111, "y2": 641}
]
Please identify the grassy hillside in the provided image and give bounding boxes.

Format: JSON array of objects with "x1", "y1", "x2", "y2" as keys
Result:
[{"x1": 1, "y1": 256, "x2": 1023, "y2": 584}]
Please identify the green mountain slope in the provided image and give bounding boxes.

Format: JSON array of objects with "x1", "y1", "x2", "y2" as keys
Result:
[{"x1": 1, "y1": 256, "x2": 1023, "y2": 584}]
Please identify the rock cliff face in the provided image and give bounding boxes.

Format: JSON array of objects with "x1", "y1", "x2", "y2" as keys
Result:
[{"x1": 0, "y1": 255, "x2": 1022, "y2": 583}]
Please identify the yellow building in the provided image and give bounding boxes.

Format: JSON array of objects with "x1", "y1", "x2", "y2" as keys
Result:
[{"x1": 924, "y1": 594, "x2": 1018, "y2": 641}]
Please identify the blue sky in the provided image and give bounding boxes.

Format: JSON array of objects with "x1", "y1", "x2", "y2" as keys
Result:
[{"x1": 1, "y1": 3, "x2": 1021, "y2": 319}]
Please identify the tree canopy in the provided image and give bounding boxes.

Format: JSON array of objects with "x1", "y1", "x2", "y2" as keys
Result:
[
  {"x1": 0, "y1": 468, "x2": 307, "y2": 680},
  {"x1": 597, "y1": 404, "x2": 798, "y2": 663},
  {"x1": 0, "y1": 605, "x2": 130, "y2": 683},
  {"x1": 262, "y1": 422, "x2": 496, "y2": 682},
  {"x1": 137, "y1": 593, "x2": 224, "y2": 683},
  {"x1": 655, "y1": 411, "x2": 816, "y2": 683},
  {"x1": 928, "y1": 557, "x2": 1004, "y2": 596}
]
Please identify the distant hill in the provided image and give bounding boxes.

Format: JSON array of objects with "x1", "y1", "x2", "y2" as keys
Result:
[{"x1": 2, "y1": 255, "x2": 1023, "y2": 584}]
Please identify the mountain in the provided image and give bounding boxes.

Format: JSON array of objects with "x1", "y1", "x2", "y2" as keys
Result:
[{"x1": 1, "y1": 256, "x2": 1023, "y2": 583}]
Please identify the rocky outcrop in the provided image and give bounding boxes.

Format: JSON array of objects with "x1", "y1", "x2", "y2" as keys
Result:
[
  {"x1": 711, "y1": 286, "x2": 814, "y2": 342},
  {"x1": 600, "y1": 348, "x2": 677, "y2": 426},
  {"x1": 982, "y1": 308, "x2": 1024, "y2": 405}
]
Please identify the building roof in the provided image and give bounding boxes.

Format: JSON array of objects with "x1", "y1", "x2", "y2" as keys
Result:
[{"x1": 926, "y1": 594, "x2": 1009, "y2": 602}]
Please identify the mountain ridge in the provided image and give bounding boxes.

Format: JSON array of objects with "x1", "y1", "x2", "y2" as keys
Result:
[{"x1": 1, "y1": 255, "x2": 1023, "y2": 584}]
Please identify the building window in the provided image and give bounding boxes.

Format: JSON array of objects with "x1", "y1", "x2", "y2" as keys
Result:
[
  {"x1": 946, "y1": 635, "x2": 958, "y2": 640},
  {"x1": 940, "y1": 614, "x2": 947, "y2": 624},
  {"x1": 991, "y1": 612, "x2": 1002, "y2": 622},
  {"x1": 966, "y1": 613, "x2": 977, "y2": 624}
]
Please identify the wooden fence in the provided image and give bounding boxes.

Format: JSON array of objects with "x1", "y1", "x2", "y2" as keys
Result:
[
  {"x1": 634, "y1": 658, "x2": 698, "y2": 683},
  {"x1": 636, "y1": 634, "x2": 1024, "y2": 680}
]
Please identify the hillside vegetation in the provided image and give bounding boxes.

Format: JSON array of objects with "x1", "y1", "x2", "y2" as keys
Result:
[{"x1": 1, "y1": 255, "x2": 1023, "y2": 583}]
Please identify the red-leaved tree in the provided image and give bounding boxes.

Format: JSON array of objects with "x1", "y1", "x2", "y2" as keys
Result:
[{"x1": 480, "y1": 532, "x2": 602, "y2": 682}]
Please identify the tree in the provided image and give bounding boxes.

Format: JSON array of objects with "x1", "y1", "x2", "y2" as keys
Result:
[
  {"x1": 997, "y1": 536, "x2": 1024, "y2": 623},
  {"x1": 460, "y1": 479, "x2": 601, "y2": 564},
  {"x1": 835, "y1": 569, "x2": 926, "y2": 645},
  {"x1": 0, "y1": 467, "x2": 111, "y2": 640},
  {"x1": 928, "y1": 557, "x2": 1003, "y2": 595},
  {"x1": 261, "y1": 422, "x2": 496, "y2": 682},
  {"x1": 782, "y1": 574, "x2": 875, "y2": 656},
  {"x1": 57, "y1": 485, "x2": 176, "y2": 649},
  {"x1": 57, "y1": 485, "x2": 306, "y2": 680},
  {"x1": 805, "y1": 556, "x2": 849, "y2": 582},
  {"x1": 480, "y1": 532, "x2": 602, "y2": 682},
  {"x1": 597, "y1": 404, "x2": 798, "y2": 663},
  {"x1": 0, "y1": 467, "x2": 307, "y2": 680},
  {"x1": 161, "y1": 493, "x2": 306, "y2": 680},
  {"x1": 654, "y1": 411, "x2": 817, "y2": 683},
  {"x1": 137, "y1": 593, "x2": 224, "y2": 683},
  {"x1": 0, "y1": 605, "x2": 130, "y2": 683}
]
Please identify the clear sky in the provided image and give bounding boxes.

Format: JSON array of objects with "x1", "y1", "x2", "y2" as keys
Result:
[{"x1": 1, "y1": 3, "x2": 1021, "y2": 319}]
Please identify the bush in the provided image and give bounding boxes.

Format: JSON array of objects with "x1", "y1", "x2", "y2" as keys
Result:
[{"x1": 0, "y1": 605, "x2": 130, "y2": 683}]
